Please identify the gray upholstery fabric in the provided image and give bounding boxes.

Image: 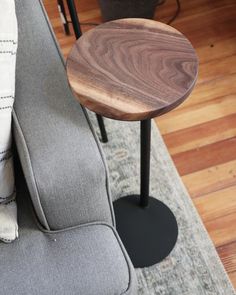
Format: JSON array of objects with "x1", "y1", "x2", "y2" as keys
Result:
[
  {"x1": 7, "y1": 1, "x2": 138, "y2": 293},
  {"x1": 0, "y1": 172, "x2": 137, "y2": 295},
  {"x1": 13, "y1": 0, "x2": 114, "y2": 230}
]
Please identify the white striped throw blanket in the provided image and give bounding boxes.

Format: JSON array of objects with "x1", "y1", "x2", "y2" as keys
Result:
[{"x1": 0, "y1": 0, "x2": 18, "y2": 242}]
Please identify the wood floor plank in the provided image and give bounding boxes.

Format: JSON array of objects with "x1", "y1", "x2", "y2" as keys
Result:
[
  {"x1": 195, "y1": 37, "x2": 236, "y2": 65},
  {"x1": 182, "y1": 160, "x2": 236, "y2": 198},
  {"x1": 163, "y1": 114, "x2": 236, "y2": 155},
  {"x1": 205, "y1": 213, "x2": 236, "y2": 247},
  {"x1": 228, "y1": 271, "x2": 236, "y2": 290},
  {"x1": 156, "y1": 0, "x2": 235, "y2": 30},
  {"x1": 76, "y1": 0, "x2": 99, "y2": 13},
  {"x1": 197, "y1": 55, "x2": 236, "y2": 84},
  {"x1": 173, "y1": 6, "x2": 236, "y2": 48},
  {"x1": 73, "y1": 8, "x2": 101, "y2": 22},
  {"x1": 217, "y1": 242, "x2": 236, "y2": 273},
  {"x1": 194, "y1": 185, "x2": 236, "y2": 222},
  {"x1": 172, "y1": 137, "x2": 236, "y2": 176},
  {"x1": 156, "y1": 94, "x2": 236, "y2": 134},
  {"x1": 182, "y1": 74, "x2": 236, "y2": 108}
]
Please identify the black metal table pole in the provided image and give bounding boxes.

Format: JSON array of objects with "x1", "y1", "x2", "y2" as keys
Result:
[
  {"x1": 66, "y1": 0, "x2": 108, "y2": 142},
  {"x1": 113, "y1": 118, "x2": 178, "y2": 268},
  {"x1": 140, "y1": 119, "x2": 151, "y2": 207}
]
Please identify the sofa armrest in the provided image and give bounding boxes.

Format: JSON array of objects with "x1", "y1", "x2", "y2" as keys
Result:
[{"x1": 13, "y1": 0, "x2": 114, "y2": 230}]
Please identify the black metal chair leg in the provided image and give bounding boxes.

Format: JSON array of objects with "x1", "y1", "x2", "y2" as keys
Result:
[
  {"x1": 66, "y1": 0, "x2": 108, "y2": 142},
  {"x1": 66, "y1": 0, "x2": 82, "y2": 39},
  {"x1": 96, "y1": 114, "x2": 108, "y2": 143},
  {"x1": 57, "y1": 0, "x2": 70, "y2": 35}
]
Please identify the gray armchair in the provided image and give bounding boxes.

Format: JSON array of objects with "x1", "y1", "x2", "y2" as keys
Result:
[{"x1": 0, "y1": 0, "x2": 137, "y2": 294}]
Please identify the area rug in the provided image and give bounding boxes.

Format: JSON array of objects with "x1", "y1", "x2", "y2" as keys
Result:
[{"x1": 89, "y1": 113, "x2": 236, "y2": 295}]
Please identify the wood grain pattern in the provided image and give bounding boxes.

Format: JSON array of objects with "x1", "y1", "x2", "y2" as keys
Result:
[
  {"x1": 194, "y1": 185, "x2": 236, "y2": 223},
  {"x1": 43, "y1": 0, "x2": 236, "y2": 288},
  {"x1": 157, "y1": 94, "x2": 236, "y2": 134},
  {"x1": 183, "y1": 159, "x2": 236, "y2": 198},
  {"x1": 172, "y1": 137, "x2": 236, "y2": 176},
  {"x1": 218, "y1": 242, "x2": 236, "y2": 273},
  {"x1": 163, "y1": 114, "x2": 236, "y2": 155},
  {"x1": 66, "y1": 18, "x2": 198, "y2": 120},
  {"x1": 204, "y1": 213, "x2": 236, "y2": 247}
]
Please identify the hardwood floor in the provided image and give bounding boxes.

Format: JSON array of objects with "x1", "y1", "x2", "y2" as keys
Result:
[{"x1": 43, "y1": 0, "x2": 236, "y2": 288}]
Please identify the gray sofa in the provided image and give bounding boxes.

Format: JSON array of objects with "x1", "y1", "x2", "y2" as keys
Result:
[{"x1": 0, "y1": 0, "x2": 137, "y2": 294}]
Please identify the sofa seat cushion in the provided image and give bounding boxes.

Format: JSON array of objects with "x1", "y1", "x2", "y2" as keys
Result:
[{"x1": 0, "y1": 176, "x2": 136, "y2": 295}]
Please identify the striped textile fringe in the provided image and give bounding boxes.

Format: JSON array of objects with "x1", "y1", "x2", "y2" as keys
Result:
[{"x1": 0, "y1": 0, "x2": 18, "y2": 243}]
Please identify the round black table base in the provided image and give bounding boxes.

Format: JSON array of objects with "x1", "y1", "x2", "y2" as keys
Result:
[{"x1": 113, "y1": 195, "x2": 178, "y2": 268}]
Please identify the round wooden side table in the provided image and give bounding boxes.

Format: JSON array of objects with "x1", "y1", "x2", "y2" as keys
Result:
[{"x1": 66, "y1": 18, "x2": 198, "y2": 268}]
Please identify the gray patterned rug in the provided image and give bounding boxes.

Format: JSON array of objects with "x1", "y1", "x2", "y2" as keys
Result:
[{"x1": 89, "y1": 113, "x2": 236, "y2": 295}]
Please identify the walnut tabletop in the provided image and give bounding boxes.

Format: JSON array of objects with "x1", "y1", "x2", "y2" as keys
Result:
[{"x1": 66, "y1": 18, "x2": 198, "y2": 121}]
